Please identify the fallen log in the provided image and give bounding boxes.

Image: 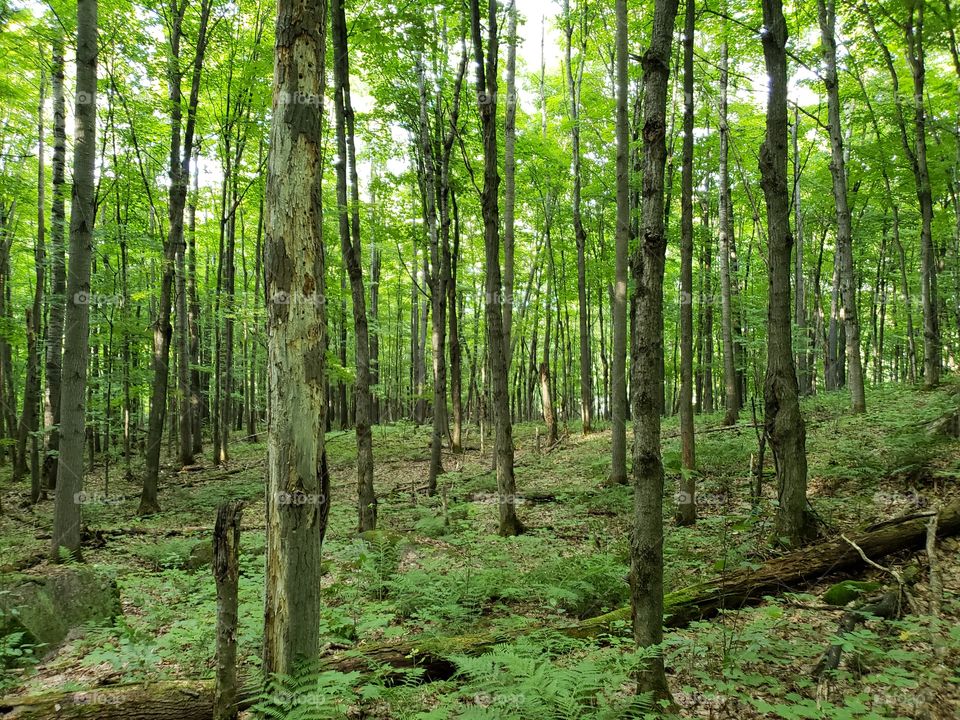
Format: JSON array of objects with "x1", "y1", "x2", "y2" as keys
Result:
[
  {"x1": 0, "y1": 681, "x2": 250, "y2": 720},
  {"x1": 3, "y1": 499, "x2": 958, "y2": 719}
]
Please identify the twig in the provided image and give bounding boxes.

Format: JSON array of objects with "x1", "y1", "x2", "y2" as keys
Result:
[{"x1": 840, "y1": 533, "x2": 903, "y2": 586}]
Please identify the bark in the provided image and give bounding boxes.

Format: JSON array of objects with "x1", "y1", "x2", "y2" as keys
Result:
[
  {"x1": 140, "y1": 0, "x2": 212, "y2": 515},
  {"x1": 449, "y1": 190, "x2": 463, "y2": 453},
  {"x1": 676, "y1": 0, "x2": 696, "y2": 525},
  {"x1": 213, "y1": 501, "x2": 243, "y2": 720},
  {"x1": 631, "y1": 0, "x2": 679, "y2": 700},
  {"x1": 904, "y1": 5, "x2": 939, "y2": 388},
  {"x1": 332, "y1": 0, "x2": 376, "y2": 531},
  {"x1": 538, "y1": 33, "x2": 559, "y2": 449},
  {"x1": 503, "y1": 0, "x2": 517, "y2": 366},
  {"x1": 18, "y1": 69, "x2": 46, "y2": 502},
  {"x1": 826, "y1": 251, "x2": 841, "y2": 390},
  {"x1": 862, "y1": 6, "x2": 924, "y2": 384},
  {"x1": 262, "y1": 0, "x2": 330, "y2": 676},
  {"x1": 610, "y1": 0, "x2": 629, "y2": 485},
  {"x1": 51, "y1": 0, "x2": 97, "y2": 561},
  {"x1": 188, "y1": 159, "x2": 203, "y2": 454},
  {"x1": 43, "y1": 39, "x2": 67, "y2": 489},
  {"x1": 760, "y1": 0, "x2": 815, "y2": 547},
  {"x1": 418, "y1": 61, "x2": 444, "y2": 495},
  {"x1": 471, "y1": 0, "x2": 524, "y2": 536},
  {"x1": 701, "y1": 200, "x2": 714, "y2": 414},
  {"x1": 818, "y1": 0, "x2": 866, "y2": 412},
  {"x1": 0, "y1": 209, "x2": 15, "y2": 469},
  {"x1": 718, "y1": 38, "x2": 738, "y2": 425},
  {"x1": 564, "y1": 0, "x2": 593, "y2": 434},
  {"x1": 792, "y1": 109, "x2": 810, "y2": 396},
  {"x1": 176, "y1": 154, "x2": 194, "y2": 466}
]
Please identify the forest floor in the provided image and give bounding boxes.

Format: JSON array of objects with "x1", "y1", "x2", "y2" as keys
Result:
[{"x1": 1, "y1": 381, "x2": 960, "y2": 719}]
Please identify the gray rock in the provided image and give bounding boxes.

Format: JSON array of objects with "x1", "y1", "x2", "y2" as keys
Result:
[{"x1": 0, "y1": 567, "x2": 120, "y2": 663}]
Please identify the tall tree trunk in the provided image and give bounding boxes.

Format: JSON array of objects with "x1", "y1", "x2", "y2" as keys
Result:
[
  {"x1": 818, "y1": 0, "x2": 866, "y2": 412},
  {"x1": 44, "y1": 40, "x2": 67, "y2": 489},
  {"x1": 471, "y1": 0, "x2": 523, "y2": 537},
  {"x1": 503, "y1": 0, "x2": 517, "y2": 366},
  {"x1": 760, "y1": 0, "x2": 814, "y2": 547},
  {"x1": 676, "y1": 0, "x2": 696, "y2": 526},
  {"x1": 176, "y1": 157, "x2": 194, "y2": 466},
  {"x1": 564, "y1": 0, "x2": 593, "y2": 434},
  {"x1": 262, "y1": 0, "x2": 330, "y2": 677},
  {"x1": 718, "y1": 38, "x2": 739, "y2": 425},
  {"x1": 449, "y1": 190, "x2": 463, "y2": 453},
  {"x1": 826, "y1": 251, "x2": 841, "y2": 390},
  {"x1": 140, "y1": 0, "x2": 212, "y2": 515},
  {"x1": 792, "y1": 109, "x2": 810, "y2": 396},
  {"x1": 332, "y1": 0, "x2": 376, "y2": 530},
  {"x1": 18, "y1": 69, "x2": 46, "y2": 499},
  {"x1": 904, "y1": 5, "x2": 939, "y2": 388},
  {"x1": 218, "y1": 188, "x2": 236, "y2": 464},
  {"x1": 188, "y1": 158, "x2": 204, "y2": 454},
  {"x1": 52, "y1": 0, "x2": 97, "y2": 561},
  {"x1": 631, "y1": 0, "x2": 678, "y2": 701},
  {"x1": 610, "y1": 0, "x2": 629, "y2": 485},
  {"x1": 701, "y1": 192, "x2": 715, "y2": 415}
]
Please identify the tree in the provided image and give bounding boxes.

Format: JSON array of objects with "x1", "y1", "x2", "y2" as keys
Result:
[
  {"x1": 471, "y1": 0, "x2": 524, "y2": 537},
  {"x1": 51, "y1": 0, "x2": 97, "y2": 561},
  {"x1": 262, "y1": 0, "x2": 330, "y2": 676},
  {"x1": 760, "y1": 0, "x2": 814, "y2": 547},
  {"x1": 140, "y1": 0, "x2": 213, "y2": 515},
  {"x1": 717, "y1": 34, "x2": 739, "y2": 425},
  {"x1": 43, "y1": 36, "x2": 67, "y2": 490},
  {"x1": 817, "y1": 0, "x2": 866, "y2": 413},
  {"x1": 676, "y1": 0, "x2": 696, "y2": 526},
  {"x1": 563, "y1": 0, "x2": 593, "y2": 434},
  {"x1": 631, "y1": 0, "x2": 679, "y2": 701},
  {"x1": 332, "y1": 0, "x2": 376, "y2": 531},
  {"x1": 610, "y1": 0, "x2": 629, "y2": 486}
]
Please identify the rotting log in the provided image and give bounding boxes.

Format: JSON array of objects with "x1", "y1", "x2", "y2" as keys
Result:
[{"x1": 3, "y1": 499, "x2": 958, "y2": 719}]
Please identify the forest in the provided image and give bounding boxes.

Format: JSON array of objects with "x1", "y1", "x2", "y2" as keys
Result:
[{"x1": 0, "y1": 0, "x2": 959, "y2": 716}]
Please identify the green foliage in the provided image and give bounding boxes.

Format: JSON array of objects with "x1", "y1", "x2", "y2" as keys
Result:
[
  {"x1": 253, "y1": 668, "x2": 387, "y2": 720},
  {"x1": 417, "y1": 638, "x2": 654, "y2": 720}
]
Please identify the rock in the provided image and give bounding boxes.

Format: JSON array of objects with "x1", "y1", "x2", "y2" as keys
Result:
[
  {"x1": 0, "y1": 567, "x2": 120, "y2": 664},
  {"x1": 181, "y1": 540, "x2": 214, "y2": 572}
]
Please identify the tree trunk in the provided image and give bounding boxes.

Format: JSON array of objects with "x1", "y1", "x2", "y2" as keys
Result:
[
  {"x1": 760, "y1": 0, "x2": 814, "y2": 547},
  {"x1": 564, "y1": 0, "x2": 593, "y2": 434},
  {"x1": 676, "y1": 0, "x2": 696, "y2": 526},
  {"x1": 213, "y1": 501, "x2": 243, "y2": 720},
  {"x1": 792, "y1": 109, "x2": 810, "y2": 396},
  {"x1": 140, "y1": 0, "x2": 212, "y2": 515},
  {"x1": 52, "y1": 0, "x2": 97, "y2": 561},
  {"x1": 904, "y1": 6, "x2": 939, "y2": 388},
  {"x1": 188, "y1": 160, "x2": 203, "y2": 454},
  {"x1": 471, "y1": 0, "x2": 523, "y2": 537},
  {"x1": 176, "y1": 155, "x2": 194, "y2": 467},
  {"x1": 262, "y1": 0, "x2": 330, "y2": 678},
  {"x1": 718, "y1": 39, "x2": 739, "y2": 425},
  {"x1": 448, "y1": 191, "x2": 463, "y2": 454},
  {"x1": 631, "y1": 0, "x2": 678, "y2": 700},
  {"x1": 818, "y1": 0, "x2": 866, "y2": 413},
  {"x1": 18, "y1": 70, "x2": 46, "y2": 502},
  {"x1": 42, "y1": 43, "x2": 67, "y2": 489},
  {"x1": 503, "y1": 0, "x2": 517, "y2": 367},
  {"x1": 332, "y1": 0, "x2": 376, "y2": 531},
  {"x1": 610, "y1": 0, "x2": 629, "y2": 485}
]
